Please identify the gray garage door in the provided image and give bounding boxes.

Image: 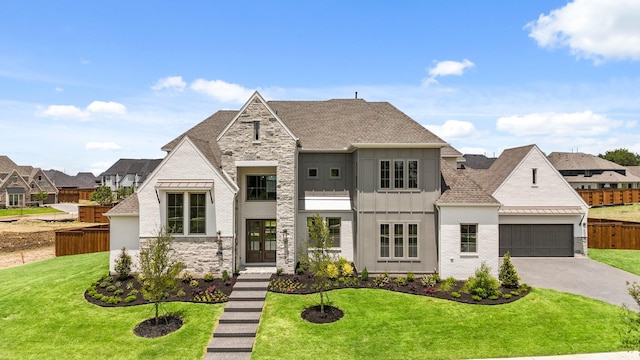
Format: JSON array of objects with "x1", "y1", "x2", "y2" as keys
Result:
[{"x1": 499, "y1": 224, "x2": 573, "y2": 257}]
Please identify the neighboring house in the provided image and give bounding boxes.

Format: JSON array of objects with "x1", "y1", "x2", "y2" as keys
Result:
[
  {"x1": 548, "y1": 152, "x2": 640, "y2": 190},
  {"x1": 472, "y1": 145, "x2": 589, "y2": 257},
  {"x1": 0, "y1": 155, "x2": 58, "y2": 207},
  {"x1": 462, "y1": 154, "x2": 496, "y2": 169},
  {"x1": 100, "y1": 159, "x2": 162, "y2": 194},
  {"x1": 106, "y1": 93, "x2": 587, "y2": 279},
  {"x1": 45, "y1": 169, "x2": 99, "y2": 202}
]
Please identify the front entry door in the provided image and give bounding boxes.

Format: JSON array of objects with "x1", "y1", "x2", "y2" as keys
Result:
[{"x1": 246, "y1": 219, "x2": 277, "y2": 263}]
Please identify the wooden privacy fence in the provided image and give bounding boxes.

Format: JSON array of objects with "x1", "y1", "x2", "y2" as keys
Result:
[
  {"x1": 588, "y1": 218, "x2": 640, "y2": 250},
  {"x1": 55, "y1": 225, "x2": 110, "y2": 256},
  {"x1": 78, "y1": 205, "x2": 113, "y2": 223},
  {"x1": 58, "y1": 188, "x2": 95, "y2": 203},
  {"x1": 578, "y1": 189, "x2": 640, "y2": 207}
]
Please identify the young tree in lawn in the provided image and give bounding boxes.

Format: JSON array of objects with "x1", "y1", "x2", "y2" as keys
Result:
[
  {"x1": 305, "y1": 213, "x2": 337, "y2": 315},
  {"x1": 32, "y1": 191, "x2": 48, "y2": 206},
  {"x1": 90, "y1": 185, "x2": 114, "y2": 205},
  {"x1": 138, "y1": 227, "x2": 185, "y2": 325}
]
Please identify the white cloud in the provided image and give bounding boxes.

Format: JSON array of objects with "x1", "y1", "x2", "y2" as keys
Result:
[
  {"x1": 423, "y1": 59, "x2": 475, "y2": 85},
  {"x1": 90, "y1": 161, "x2": 112, "y2": 175},
  {"x1": 425, "y1": 119, "x2": 478, "y2": 140},
  {"x1": 86, "y1": 101, "x2": 127, "y2": 114},
  {"x1": 38, "y1": 105, "x2": 89, "y2": 119},
  {"x1": 190, "y1": 79, "x2": 254, "y2": 103},
  {"x1": 55, "y1": 87, "x2": 64, "y2": 93},
  {"x1": 80, "y1": 58, "x2": 91, "y2": 65},
  {"x1": 37, "y1": 101, "x2": 126, "y2": 120},
  {"x1": 152, "y1": 76, "x2": 187, "y2": 92},
  {"x1": 526, "y1": 0, "x2": 640, "y2": 63},
  {"x1": 85, "y1": 142, "x2": 122, "y2": 151},
  {"x1": 496, "y1": 111, "x2": 622, "y2": 137}
]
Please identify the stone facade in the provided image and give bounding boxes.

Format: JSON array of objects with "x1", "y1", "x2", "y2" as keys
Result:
[
  {"x1": 218, "y1": 95, "x2": 298, "y2": 272},
  {"x1": 140, "y1": 236, "x2": 233, "y2": 276}
]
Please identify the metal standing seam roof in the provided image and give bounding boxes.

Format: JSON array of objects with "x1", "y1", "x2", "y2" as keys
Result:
[
  {"x1": 155, "y1": 181, "x2": 214, "y2": 189},
  {"x1": 499, "y1": 206, "x2": 585, "y2": 214}
]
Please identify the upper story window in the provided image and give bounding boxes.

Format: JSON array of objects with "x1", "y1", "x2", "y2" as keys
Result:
[
  {"x1": 247, "y1": 175, "x2": 276, "y2": 201},
  {"x1": 12, "y1": 176, "x2": 17, "y2": 184},
  {"x1": 532, "y1": 168, "x2": 538, "y2": 185},
  {"x1": 253, "y1": 121, "x2": 260, "y2": 141},
  {"x1": 307, "y1": 168, "x2": 318, "y2": 179},
  {"x1": 380, "y1": 160, "x2": 419, "y2": 190},
  {"x1": 330, "y1": 168, "x2": 341, "y2": 179}
]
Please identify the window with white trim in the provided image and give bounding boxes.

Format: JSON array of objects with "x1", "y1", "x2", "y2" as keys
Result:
[
  {"x1": 306, "y1": 216, "x2": 341, "y2": 247},
  {"x1": 380, "y1": 223, "x2": 419, "y2": 259},
  {"x1": 167, "y1": 192, "x2": 207, "y2": 235},
  {"x1": 380, "y1": 160, "x2": 419, "y2": 190},
  {"x1": 460, "y1": 224, "x2": 477, "y2": 253},
  {"x1": 9, "y1": 194, "x2": 23, "y2": 206}
]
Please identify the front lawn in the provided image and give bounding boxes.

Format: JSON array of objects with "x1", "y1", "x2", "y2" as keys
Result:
[
  {"x1": 0, "y1": 252, "x2": 223, "y2": 359},
  {"x1": 0, "y1": 207, "x2": 64, "y2": 217},
  {"x1": 589, "y1": 204, "x2": 640, "y2": 222},
  {"x1": 253, "y1": 289, "x2": 630, "y2": 360},
  {"x1": 589, "y1": 249, "x2": 640, "y2": 276}
]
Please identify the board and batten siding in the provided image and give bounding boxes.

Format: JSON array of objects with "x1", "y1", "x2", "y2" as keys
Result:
[{"x1": 354, "y1": 148, "x2": 441, "y2": 273}]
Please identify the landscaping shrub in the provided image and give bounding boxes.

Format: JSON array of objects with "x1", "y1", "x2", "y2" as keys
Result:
[
  {"x1": 395, "y1": 277, "x2": 407, "y2": 287},
  {"x1": 464, "y1": 262, "x2": 501, "y2": 299},
  {"x1": 326, "y1": 263, "x2": 339, "y2": 279},
  {"x1": 204, "y1": 273, "x2": 215, "y2": 282},
  {"x1": 189, "y1": 280, "x2": 199, "y2": 288},
  {"x1": 361, "y1": 267, "x2": 369, "y2": 281},
  {"x1": 374, "y1": 273, "x2": 390, "y2": 288},
  {"x1": 439, "y1": 277, "x2": 457, "y2": 292},
  {"x1": 406, "y1": 272, "x2": 415, "y2": 282},
  {"x1": 421, "y1": 274, "x2": 440, "y2": 287},
  {"x1": 499, "y1": 252, "x2": 520, "y2": 288},
  {"x1": 341, "y1": 262, "x2": 354, "y2": 277},
  {"x1": 222, "y1": 270, "x2": 231, "y2": 281},
  {"x1": 114, "y1": 247, "x2": 132, "y2": 280},
  {"x1": 181, "y1": 272, "x2": 193, "y2": 283}
]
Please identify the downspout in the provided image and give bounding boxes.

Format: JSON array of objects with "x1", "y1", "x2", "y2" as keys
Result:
[{"x1": 434, "y1": 204, "x2": 441, "y2": 275}]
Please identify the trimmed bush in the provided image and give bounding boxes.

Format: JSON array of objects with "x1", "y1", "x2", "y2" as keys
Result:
[{"x1": 499, "y1": 252, "x2": 520, "y2": 288}]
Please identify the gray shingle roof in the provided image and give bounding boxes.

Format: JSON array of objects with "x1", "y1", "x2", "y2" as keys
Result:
[
  {"x1": 437, "y1": 160, "x2": 499, "y2": 205},
  {"x1": 105, "y1": 193, "x2": 139, "y2": 215},
  {"x1": 547, "y1": 152, "x2": 626, "y2": 171},
  {"x1": 44, "y1": 169, "x2": 98, "y2": 188},
  {"x1": 566, "y1": 171, "x2": 640, "y2": 184},
  {"x1": 477, "y1": 145, "x2": 536, "y2": 194},
  {"x1": 463, "y1": 154, "x2": 496, "y2": 169},
  {"x1": 99, "y1": 159, "x2": 162, "y2": 184}
]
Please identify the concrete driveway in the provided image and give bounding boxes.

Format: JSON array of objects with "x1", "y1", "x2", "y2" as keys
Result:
[{"x1": 511, "y1": 256, "x2": 640, "y2": 311}]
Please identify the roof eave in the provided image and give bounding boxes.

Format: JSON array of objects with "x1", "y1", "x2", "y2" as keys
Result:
[{"x1": 348, "y1": 143, "x2": 446, "y2": 151}]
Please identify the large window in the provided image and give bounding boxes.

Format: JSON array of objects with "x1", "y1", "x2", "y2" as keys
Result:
[
  {"x1": 460, "y1": 224, "x2": 477, "y2": 253},
  {"x1": 9, "y1": 194, "x2": 23, "y2": 206},
  {"x1": 306, "y1": 216, "x2": 341, "y2": 247},
  {"x1": 167, "y1": 192, "x2": 207, "y2": 235},
  {"x1": 380, "y1": 223, "x2": 419, "y2": 259},
  {"x1": 247, "y1": 175, "x2": 276, "y2": 201},
  {"x1": 380, "y1": 160, "x2": 419, "y2": 190}
]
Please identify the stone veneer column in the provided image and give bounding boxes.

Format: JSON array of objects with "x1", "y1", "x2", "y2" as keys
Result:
[{"x1": 218, "y1": 96, "x2": 297, "y2": 273}]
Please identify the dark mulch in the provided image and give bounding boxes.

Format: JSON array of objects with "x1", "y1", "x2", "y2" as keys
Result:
[
  {"x1": 84, "y1": 274, "x2": 236, "y2": 307},
  {"x1": 301, "y1": 305, "x2": 344, "y2": 324},
  {"x1": 134, "y1": 315, "x2": 183, "y2": 338},
  {"x1": 269, "y1": 273, "x2": 530, "y2": 305}
]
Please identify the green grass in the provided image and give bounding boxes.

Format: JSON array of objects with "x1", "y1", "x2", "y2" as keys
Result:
[
  {"x1": 0, "y1": 252, "x2": 223, "y2": 360},
  {"x1": 589, "y1": 204, "x2": 640, "y2": 222},
  {"x1": 253, "y1": 289, "x2": 630, "y2": 360},
  {"x1": 589, "y1": 248, "x2": 640, "y2": 276},
  {"x1": 0, "y1": 207, "x2": 64, "y2": 217}
]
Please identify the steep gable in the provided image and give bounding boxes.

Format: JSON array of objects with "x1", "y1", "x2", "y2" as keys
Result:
[{"x1": 437, "y1": 160, "x2": 499, "y2": 205}]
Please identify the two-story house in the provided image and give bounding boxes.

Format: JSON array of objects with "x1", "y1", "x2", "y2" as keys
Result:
[
  {"x1": 548, "y1": 152, "x2": 640, "y2": 189},
  {"x1": 106, "y1": 92, "x2": 587, "y2": 279},
  {"x1": 0, "y1": 155, "x2": 58, "y2": 207},
  {"x1": 100, "y1": 159, "x2": 162, "y2": 196}
]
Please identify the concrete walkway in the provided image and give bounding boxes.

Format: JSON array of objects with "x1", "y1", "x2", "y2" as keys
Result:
[
  {"x1": 204, "y1": 273, "x2": 271, "y2": 360},
  {"x1": 512, "y1": 256, "x2": 640, "y2": 311}
]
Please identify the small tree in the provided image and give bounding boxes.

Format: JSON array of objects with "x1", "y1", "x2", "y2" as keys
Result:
[
  {"x1": 117, "y1": 186, "x2": 135, "y2": 200},
  {"x1": 306, "y1": 214, "x2": 337, "y2": 315},
  {"x1": 499, "y1": 252, "x2": 520, "y2": 288},
  {"x1": 32, "y1": 191, "x2": 48, "y2": 206},
  {"x1": 114, "y1": 247, "x2": 132, "y2": 280},
  {"x1": 623, "y1": 282, "x2": 640, "y2": 350},
  {"x1": 138, "y1": 228, "x2": 185, "y2": 325},
  {"x1": 90, "y1": 185, "x2": 114, "y2": 205}
]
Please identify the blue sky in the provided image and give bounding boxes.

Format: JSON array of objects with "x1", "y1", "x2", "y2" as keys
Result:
[{"x1": 2, "y1": 0, "x2": 640, "y2": 175}]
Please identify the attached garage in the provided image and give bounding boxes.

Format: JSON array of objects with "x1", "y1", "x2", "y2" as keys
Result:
[{"x1": 499, "y1": 224, "x2": 573, "y2": 257}]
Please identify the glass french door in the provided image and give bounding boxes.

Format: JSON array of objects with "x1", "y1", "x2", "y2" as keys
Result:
[{"x1": 246, "y1": 219, "x2": 277, "y2": 263}]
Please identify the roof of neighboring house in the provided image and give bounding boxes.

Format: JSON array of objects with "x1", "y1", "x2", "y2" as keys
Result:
[
  {"x1": 44, "y1": 169, "x2": 98, "y2": 188},
  {"x1": 476, "y1": 144, "x2": 537, "y2": 194},
  {"x1": 627, "y1": 166, "x2": 640, "y2": 178},
  {"x1": 547, "y1": 152, "x2": 626, "y2": 171},
  {"x1": 565, "y1": 171, "x2": 640, "y2": 184},
  {"x1": 463, "y1": 154, "x2": 496, "y2": 169},
  {"x1": 105, "y1": 193, "x2": 139, "y2": 216},
  {"x1": 0, "y1": 155, "x2": 57, "y2": 193},
  {"x1": 437, "y1": 160, "x2": 499, "y2": 205},
  {"x1": 162, "y1": 97, "x2": 448, "y2": 160},
  {"x1": 100, "y1": 159, "x2": 162, "y2": 183}
]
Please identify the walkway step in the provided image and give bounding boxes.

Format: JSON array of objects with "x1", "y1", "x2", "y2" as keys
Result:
[
  {"x1": 236, "y1": 273, "x2": 272, "y2": 281},
  {"x1": 214, "y1": 323, "x2": 259, "y2": 337},
  {"x1": 219, "y1": 311, "x2": 262, "y2": 324},
  {"x1": 207, "y1": 336, "x2": 254, "y2": 352},
  {"x1": 229, "y1": 289, "x2": 267, "y2": 301},
  {"x1": 203, "y1": 352, "x2": 252, "y2": 360},
  {"x1": 225, "y1": 300, "x2": 264, "y2": 312},
  {"x1": 232, "y1": 282, "x2": 269, "y2": 291}
]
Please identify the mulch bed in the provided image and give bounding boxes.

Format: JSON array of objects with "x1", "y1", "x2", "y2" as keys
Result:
[
  {"x1": 269, "y1": 273, "x2": 530, "y2": 306},
  {"x1": 134, "y1": 315, "x2": 183, "y2": 338},
  {"x1": 85, "y1": 274, "x2": 236, "y2": 307},
  {"x1": 301, "y1": 305, "x2": 344, "y2": 324}
]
